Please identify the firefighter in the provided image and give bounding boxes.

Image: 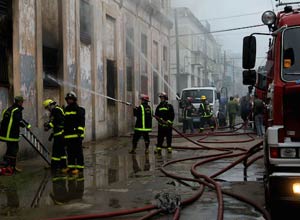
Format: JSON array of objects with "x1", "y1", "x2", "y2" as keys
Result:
[
  {"x1": 43, "y1": 99, "x2": 67, "y2": 172},
  {"x1": 198, "y1": 95, "x2": 214, "y2": 132},
  {"x1": 182, "y1": 97, "x2": 195, "y2": 133},
  {"x1": 0, "y1": 96, "x2": 31, "y2": 172},
  {"x1": 155, "y1": 92, "x2": 175, "y2": 154},
  {"x1": 62, "y1": 92, "x2": 85, "y2": 175},
  {"x1": 129, "y1": 94, "x2": 152, "y2": 154}
]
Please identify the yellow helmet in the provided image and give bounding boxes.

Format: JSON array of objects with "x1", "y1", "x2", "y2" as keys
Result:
[
  {"x1": 200, "y1": 95, "x2": 206, "y2": 100},
  {"x1": 43, "y1": 99, "x2": 55, "y2": 108}
]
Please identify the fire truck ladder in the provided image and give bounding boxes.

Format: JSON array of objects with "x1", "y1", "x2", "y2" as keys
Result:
[{"x1": 21, "y1": 128, "x2": 51, "y2": 166}]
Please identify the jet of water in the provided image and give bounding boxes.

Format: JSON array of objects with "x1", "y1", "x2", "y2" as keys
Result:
[
  {"x1": 125, "y1": 33, "x2": 180, "y2": 100},
  {"x1": 47, "y1": 75, "x2": 132, "y2": 106}
]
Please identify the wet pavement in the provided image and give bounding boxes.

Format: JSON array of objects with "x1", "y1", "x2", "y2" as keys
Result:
[{"x1": 0, "y1": 127, "x2": 267, "y2": 220}]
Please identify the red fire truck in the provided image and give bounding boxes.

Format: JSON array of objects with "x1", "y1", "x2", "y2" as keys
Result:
[{"x1": 242, "y1": 1, "x2": 300, "y2": 216}]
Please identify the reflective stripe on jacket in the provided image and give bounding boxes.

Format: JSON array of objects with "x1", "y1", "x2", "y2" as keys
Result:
[
  {"x1": 199, "y1": 102, "x2": 212, "y2": 118},
  {"x1": 134, "y1": 104, "x2": 152, "y2": 132},
  {"x1": 0, "y1": 104, "x2": 30, "y2": 142},
  {"x1": 45, "y1": 106, "x2": 65, "y2": 136},
  {"x1": 64, "y1": 103, "x2": 85, "y2": 139},
  {"x1": 155, "y1": 101, "x2": 175, "y2": 127}
]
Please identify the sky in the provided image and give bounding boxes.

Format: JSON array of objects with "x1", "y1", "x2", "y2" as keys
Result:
[{"x1": 171, "y1": 0, "x2": 289, "y2": 67}]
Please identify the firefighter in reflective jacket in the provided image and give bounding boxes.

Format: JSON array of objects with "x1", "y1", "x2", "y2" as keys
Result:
[
  {"x1": 63, "y1": 92, "x2": 85, "y2": 175},
  {"x1": 198, "y1": 95, "x2": 214, "y2": 132},
  {"x1": 129, "y1": 94, "x2": 152, "y2": 154},
  {"x1": 0, "y1": 96, "x2": 31, "y2": 171},
  {"x1": 155, "y1": 92, "x2": 175, "y2": 154},
  {"x1": 43, "y1": 99, "x2": 67, "y2": 171}
]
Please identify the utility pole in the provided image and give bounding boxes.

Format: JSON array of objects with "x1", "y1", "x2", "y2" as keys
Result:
[
  {"x1": 204, "y1": 27, "x2": 208, "y2": 86},
  {"x1": 174, "y1": 8, "x2": 180, "y2": 94},
  {"x1": 232, "y1": 59, "x2": 235, "y2": 96},
  {"x1": 223, "y1": 51, "x2": 226, "y2": 84}
]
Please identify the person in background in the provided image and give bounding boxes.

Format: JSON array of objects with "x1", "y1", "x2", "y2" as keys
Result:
[
  {"x1": 43, "y1": 99, "x2": 67, "y2": 172},
  {"x1": 227, "y1": 96, "x2": 239, "y2": 130},
  {"x1": 217, "y1": 108, "x2": 227, "y2": 127},
  {"x1": 182, "y1": 97, "x2": 195, "y2": 134},
  {"x1": 198, "y1": 95, "x2": 214, "y2": 132},
  {"x1": 62, "y1": 92, "x2": 85, "y2": 175},
  {"x1": 240, "y1": 95, "x2": 252, "y2": 130},
  {"x1": 234, "y1": 95, "x2": 240, "y2": 116},
  {"x1": 129, "y1": 94, "x2": 152, "y2": 154},
  {"x1": 155, "y1": 92, "x2": 175, "y2": 154},
  {"x1": 253, "y1": 94, "x2": 265, "y2": 137},
  {"x1": 0, "y1": 96, "x2": 31, "y2": 173}
]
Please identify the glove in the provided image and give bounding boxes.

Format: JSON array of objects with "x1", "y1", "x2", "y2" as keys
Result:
[
  {"x1": 48, "y1": 133, "x2": 54, "y2": 142},
  {"x1": 167, "y1": 120, "x2": 173, "y2": 127}
]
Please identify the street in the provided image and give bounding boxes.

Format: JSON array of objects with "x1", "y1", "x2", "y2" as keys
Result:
[{"x1": 0, "y1": 126, "x2": 267, "y2": 220}]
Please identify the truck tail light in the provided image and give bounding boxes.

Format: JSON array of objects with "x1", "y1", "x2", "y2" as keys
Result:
[
  {"x1": 293, "y1": 183, "x2": 300, "y2": 194},
  {"x1": 278, "y1": 128, "x2": 285, "y2": 143},
  {"x1": 270, "y1": 147, "x2": 279, "y2": 158}
]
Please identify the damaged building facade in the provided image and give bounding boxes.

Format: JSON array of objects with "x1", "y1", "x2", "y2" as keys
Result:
[
  {"x1": 0, "y1": 0, "x2": 172, "y2": 157},
  {"x1": 170, "y1": 7, "x2": 223, "y2": 94}
]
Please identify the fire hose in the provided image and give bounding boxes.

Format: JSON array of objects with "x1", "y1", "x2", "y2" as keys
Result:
[{"x1": 48, "y1": 116, "x2": 268, "y2": 220}]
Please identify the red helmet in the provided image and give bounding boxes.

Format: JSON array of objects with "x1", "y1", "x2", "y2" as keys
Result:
[{"x1": 140, "y1": 94, "x2": 150, "y2": 102}]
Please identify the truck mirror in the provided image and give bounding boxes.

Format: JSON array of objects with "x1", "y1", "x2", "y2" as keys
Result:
[
  {"x1": 243, "y1": 70, "x2": 256, "y2": 85},
  {"x1": 243, "y1": 36, "x2": 256, "y2": 69}
]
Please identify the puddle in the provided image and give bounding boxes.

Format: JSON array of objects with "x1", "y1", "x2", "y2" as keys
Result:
[{"x1": 0, "y1": 136, "x2": 266, "y2": 219}]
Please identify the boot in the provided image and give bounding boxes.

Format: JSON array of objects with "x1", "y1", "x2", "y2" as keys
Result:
[
  {"x1": 71, "y1": 169, "x2": 79, "y2": 175},
  {"x1": 167, "y1": 147, "x2": 172, "y2": 153},
  {"x1": 129, "y1": 148, "x2": 136, "y2": 154},
  {"x1": 61, "y1": 167, "x2": 70, "y2": 174},
  {"x1": 154, "y1": 147, "x2": 162, "y2": 154},
  {"x1": 14, "y1": 166, "x2": 22, "y2": 173},
  {"x1": 129, "y1": 142, "x2": 137, "y2": 154}
]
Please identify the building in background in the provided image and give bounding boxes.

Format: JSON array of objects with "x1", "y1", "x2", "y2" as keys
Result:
[
  {"x1": 0, "y1": 0, "x2": 172, "y2": 158},
  {"x1": 170, "y1": 7, "x2": 223, "y2": 97},
  {"x1": 222, "y1": 53, "x2": 246, "y2": 97}
]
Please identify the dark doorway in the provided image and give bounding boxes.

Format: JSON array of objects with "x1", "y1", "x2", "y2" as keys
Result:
[
  {"x1": 107, "y1": 60, "x2": 117, "y2": 105},
  {"x1": 106, "y1": 59, "x2": 118, "y2": 136},
  {"x1": 0, "y1": 0, "x2": 12, "y2": 86}
]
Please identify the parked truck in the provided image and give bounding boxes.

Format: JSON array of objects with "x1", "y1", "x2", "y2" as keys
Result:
[
  {"x1": 242, "y1": 1, "x2": 300, "y2": 216},
  {"x1": 177, "y1": 87, "x2": 219, "y2": 126}
]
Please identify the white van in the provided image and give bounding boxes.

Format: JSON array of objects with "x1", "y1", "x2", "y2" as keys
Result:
[{"x1": 178, "y1": 87, "x2": 219, "y2": 124}]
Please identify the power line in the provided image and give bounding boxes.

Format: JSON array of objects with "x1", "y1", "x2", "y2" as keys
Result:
[
  {"x1": 170, "y1": 24, "x2": 265, "y2": 38},
  {"x1": 198, "y1": 11, "x2": 263, "y2": 22}
]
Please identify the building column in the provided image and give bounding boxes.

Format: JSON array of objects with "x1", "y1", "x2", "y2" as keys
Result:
[{"x1": 13, "y1": 0, "x2": 37, "y2": 124}]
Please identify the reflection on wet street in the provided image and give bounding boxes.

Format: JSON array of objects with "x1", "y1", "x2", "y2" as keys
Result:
[{"x1": 0, "y1": 136, "x2": 266, "y2": 220}]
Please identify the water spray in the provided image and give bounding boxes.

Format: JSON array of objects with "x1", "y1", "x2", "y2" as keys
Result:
[
  {"x1": 48, "y1": 28, "x2": 180, "y2": 106},
  {"x1": 47, "y1": 75, "x2": 132, "y2": 106},
  {"x1": 125, "y1": 33, "x2": 181, "y2": 100}
]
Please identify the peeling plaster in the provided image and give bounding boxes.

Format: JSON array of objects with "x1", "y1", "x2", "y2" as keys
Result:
[
  {"x1": 20, "y1": 54, "x2": 36, "y2": 124},
  {"x1": 19, "y1": 0, "x2": 36, "y2": 55},
  {"x1": 80, "y1": 44, "x2": 92, "y2": 141}
]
